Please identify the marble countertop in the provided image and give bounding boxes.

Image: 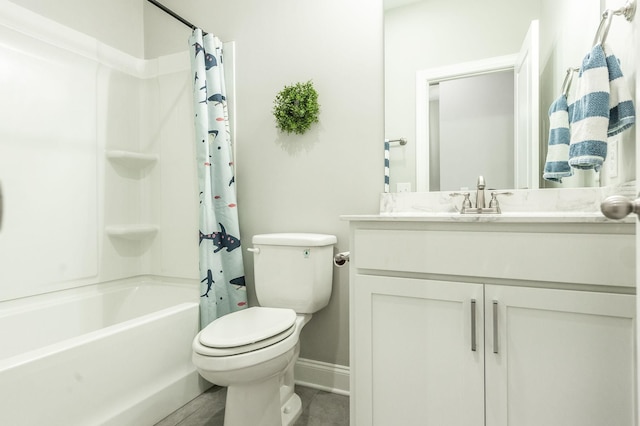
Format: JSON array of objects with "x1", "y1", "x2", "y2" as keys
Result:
[
  {"x1": 341, "y1": 211, "x2": 634, "y2": 224},
  {"x1": 342, "y1": 185, "x2": 637, "y2": 224}
]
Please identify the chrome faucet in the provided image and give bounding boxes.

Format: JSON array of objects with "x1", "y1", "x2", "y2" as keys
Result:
[
  {"x1": 450, "y1": 176, "x2": 513, "y2": 214},
  {"x1": 476, "y1": 176, "x2": 486, "y2": 209}
]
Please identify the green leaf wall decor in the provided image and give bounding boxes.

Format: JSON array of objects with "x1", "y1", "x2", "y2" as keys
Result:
[{"x1": 272, "y1": 80, "x2": 320, "y2": 135}]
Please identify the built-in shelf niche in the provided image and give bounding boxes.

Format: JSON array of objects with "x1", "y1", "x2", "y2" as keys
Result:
[
  {"x1": 105, "y1": 225, "x2": 159, "y2": 241},
  {"x1": 106, "y1": 150, "x2": 158, "y2": 170},
  {"x1": 105, "y1": 150, "x2": 159, "y2": 242}
]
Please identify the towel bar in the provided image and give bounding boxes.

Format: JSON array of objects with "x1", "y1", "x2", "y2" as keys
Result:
[{"x1": 386, "y1": 138, "x2": 407, "y2": 146}]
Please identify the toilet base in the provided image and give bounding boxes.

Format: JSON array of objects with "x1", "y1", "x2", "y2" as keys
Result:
[
  {"x1": 281, "y1": 392, "x2": 302, "y2": 426},
  {"x1": 223, "y1": 376, "x2": 302, "y2": 426}
]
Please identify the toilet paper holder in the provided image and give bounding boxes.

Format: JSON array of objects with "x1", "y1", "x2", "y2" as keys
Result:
[{"x1": 333, "y1": 251, "x2": 350, "y2": 267}]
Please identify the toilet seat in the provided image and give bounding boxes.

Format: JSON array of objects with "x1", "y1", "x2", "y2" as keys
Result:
[{"x1": 195, "y1": 307, "x2": 297, "y2": 357}]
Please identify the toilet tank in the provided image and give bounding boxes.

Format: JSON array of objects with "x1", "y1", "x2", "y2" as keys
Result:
[{"x1": 251, "y1": 233, "x2": 337, "y2": 313}]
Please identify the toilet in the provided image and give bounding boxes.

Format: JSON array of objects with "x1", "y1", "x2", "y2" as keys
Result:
[{"x1": 192, "y1": 233, "x2": 337, "y2": 426}]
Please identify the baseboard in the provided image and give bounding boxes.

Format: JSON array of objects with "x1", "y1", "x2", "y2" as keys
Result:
[{"x1": 294, "y1": 358, "x2": 350, "y2": 396}]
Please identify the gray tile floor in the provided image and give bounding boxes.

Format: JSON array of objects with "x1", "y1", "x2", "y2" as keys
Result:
[{"x1": 155, "y1": 385, "x2": 349, "y2": 426}]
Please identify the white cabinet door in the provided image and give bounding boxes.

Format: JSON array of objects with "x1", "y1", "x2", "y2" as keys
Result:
[
  {"x1": 352, "y1": 275, "x2": 484, "y2": 426},
  {"x1": 485, "y1": 285, "x2": 636, "y2": 426}
]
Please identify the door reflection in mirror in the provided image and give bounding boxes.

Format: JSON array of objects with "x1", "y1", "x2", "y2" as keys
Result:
[{"x1": 431, "y1": 70, "x2": 514, "y2": 191}]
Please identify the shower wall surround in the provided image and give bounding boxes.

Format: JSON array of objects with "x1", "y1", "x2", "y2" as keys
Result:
[
  {"x1": 0, "y1": 9, "x2": 98, "y2": 300},
  {"x1": 0, "y1": 0, "x2": 199, "y2": 302}
]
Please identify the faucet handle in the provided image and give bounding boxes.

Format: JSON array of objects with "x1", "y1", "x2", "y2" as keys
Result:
[
  {"x1": 489, "y1": 191, "x2": 513, "y2": 212},
  {"x1": 490, "y1": 190, "x2": 514, "y2": 197},
  {"x1": 450, "y1": 192, "x2": 472, "y2": 211}
]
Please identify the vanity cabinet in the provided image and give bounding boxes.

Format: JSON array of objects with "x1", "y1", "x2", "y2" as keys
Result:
[
  {"x1": 347, "y1": 218, "x2": 636, "y2": 426},
  {"x1": 353, "y1": 275, "x2": 485, "y2": 426},
  {"x1": 484, "y1": 285, "x2": 634, "y2": 426}
]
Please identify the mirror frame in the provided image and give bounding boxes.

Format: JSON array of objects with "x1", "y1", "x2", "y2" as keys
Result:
[{"x1": 415, "y1": 54, "x2": 518, "y2": 192}]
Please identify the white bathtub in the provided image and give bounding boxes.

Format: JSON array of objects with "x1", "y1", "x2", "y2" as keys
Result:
[{"x1": 0, "y1": 277, "x2": 208, "y2": 426}]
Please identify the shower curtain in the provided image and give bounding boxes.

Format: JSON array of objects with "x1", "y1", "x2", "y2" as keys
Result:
[{"x1": 189, "y1": 29, "x2": 247, "y2": 328}]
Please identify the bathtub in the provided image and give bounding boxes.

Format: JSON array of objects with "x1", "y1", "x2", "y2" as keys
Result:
[{"x1": 0, "y1": 277, "x2": 209, "y2": 426}]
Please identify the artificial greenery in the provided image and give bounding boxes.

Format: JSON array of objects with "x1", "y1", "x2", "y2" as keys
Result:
[{"x1": 272, "y1": 80, "x2": 320, "y2": 135}]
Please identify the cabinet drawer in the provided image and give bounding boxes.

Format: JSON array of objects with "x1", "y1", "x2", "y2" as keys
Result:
[{"x1": 354, "y1": 228, "x2": 634, "y2": 287}]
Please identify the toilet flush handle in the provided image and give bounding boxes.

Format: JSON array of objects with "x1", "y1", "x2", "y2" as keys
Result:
[{"x1": 247, "y1": 247, "x2": 260, "y2": 254}]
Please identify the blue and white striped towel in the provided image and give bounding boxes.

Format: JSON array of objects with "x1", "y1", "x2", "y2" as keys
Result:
[
  {"x1": 384, "y1": 140, "x2": 390, "y2": 193},
  {"x1": 568, "y1": 44, "x2": 636, "y2": 172},
  {"x1": 605, "y1": 44, "x2": 636, "y2": 136},
  {"x1": 568, "y1": 44, "x2": 610, "y2": 171},
  {"x1": 543, "y1": 94, "x2": 572, "y2": 182}
]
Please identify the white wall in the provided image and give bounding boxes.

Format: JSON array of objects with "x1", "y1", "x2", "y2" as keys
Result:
[
  {"x1": 8, "y1": 0, "x2": 144, "y2": 57},
  {"x1": 144, "y1": 0, "x2": 384, "y2": 367}
]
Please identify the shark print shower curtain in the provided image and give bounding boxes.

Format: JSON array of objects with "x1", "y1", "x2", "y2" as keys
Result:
[{"x1": 189, "y1": 29, "x2": 247, "y2": 328}]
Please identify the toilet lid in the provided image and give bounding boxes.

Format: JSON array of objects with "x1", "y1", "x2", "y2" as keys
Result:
[{"x1": 199, "y1": 306, "x2": 297, "y2": 349}]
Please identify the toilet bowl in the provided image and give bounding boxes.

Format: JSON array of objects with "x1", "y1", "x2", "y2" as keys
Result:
[
  {"x1": 192, "y1": 233, "x2": 337, "y2": 426},
  {"x1": 192, "y1": 307, "x2": 312, "y2": 426}
]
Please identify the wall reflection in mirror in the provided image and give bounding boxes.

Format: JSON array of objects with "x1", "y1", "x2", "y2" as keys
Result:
[{"x1": 384, "y1": 0, "x2": 636, "y2": 193}]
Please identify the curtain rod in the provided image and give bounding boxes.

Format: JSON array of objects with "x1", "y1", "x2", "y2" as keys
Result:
[{"x1": 146, "y1": 0, "x2": 207, "y2": 35}]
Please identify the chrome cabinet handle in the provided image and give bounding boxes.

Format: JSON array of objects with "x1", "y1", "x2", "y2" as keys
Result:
[
  {"x1": 470, "y1": 299, "x2": 477, "y2": 352},
  {"x1": 492, "y1": 300, "x2": 499, "y2": 354}
]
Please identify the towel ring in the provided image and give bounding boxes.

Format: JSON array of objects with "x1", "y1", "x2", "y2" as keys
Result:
[
  {"x1": 561, "y1": 67, "x2": 579, "y2": 97},
  {"x1": 592, "y1": 0, "x2": 637, "y2": 47},
  {"x1": 592, "y1": 10, "x2": 614, "y2": 47}
]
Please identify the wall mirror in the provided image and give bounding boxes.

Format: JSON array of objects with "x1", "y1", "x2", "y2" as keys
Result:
[
  {"x1": 415, "y1": 48, "x2": 537, "y2": 192},
  {"x1": 384, "y1": 0, "x2": 604, "y2": 193}
]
